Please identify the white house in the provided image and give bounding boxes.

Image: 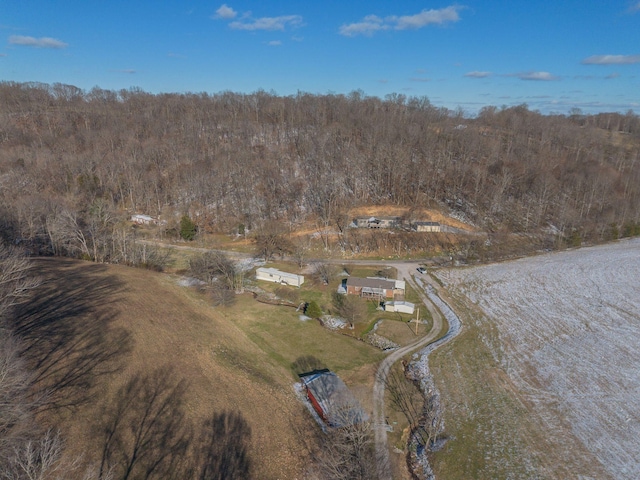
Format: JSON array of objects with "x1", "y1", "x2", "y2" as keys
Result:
[
  {"x1": 384, "y1": 301, "x2": 415, "y2": 314},
  {"x1": 256, "y1": 267, "x2": 304, "y2": 287},
  {"x1": 131, "y1": 214, "x2": 155, "y2": 225}
]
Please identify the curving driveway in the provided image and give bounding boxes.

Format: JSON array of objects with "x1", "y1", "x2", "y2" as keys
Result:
[{"x1": 370, "y1": 264, "x2": 447, "y2": 479}]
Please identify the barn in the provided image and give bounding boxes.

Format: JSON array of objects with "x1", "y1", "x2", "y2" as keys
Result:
[
  {"x1": 255, "y1": 267, "x2": 304, "y2": 287},
  {"x1": 299, "y1": 369, "x2": 367, "y2": 427}
]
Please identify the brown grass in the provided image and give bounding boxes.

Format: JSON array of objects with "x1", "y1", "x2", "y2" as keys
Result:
[
  {"x1": 33, "y1": 258, "x2": 381, "y2": 479},
  {"x1": 376, "y1": 318, "x2": 431, "y2": 345},
  {"x1": 347, "y1": 205, "x2": 476, "y2": 231}
]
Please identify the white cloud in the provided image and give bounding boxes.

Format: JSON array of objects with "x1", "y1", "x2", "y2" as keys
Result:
[
  {"x1": 339, "y1": 15, "x2": 386, "y2": 36},
  {"x1": 339, "y1": 6, "x2": 462, "y2": 37},
  {"x1": 510, "y1": 71, "x2": 559, "y2": 81},
  {"x1": 9, "y1": 35, "x2": 68, "y2": 48},
  {"x1": 390, "y1": 6, "x2": 462, "y2": 30},
  {"x1": 214, "y1": 4, "x2": 237, "y2": 20},
  {"x1": 464, "y1": 71, "x2": 491, "y2": 78},
  {"x1": 410, "y1": 77, "x2": 431, "y2": 82},
  {"x1": 629, "y1": 2, "x2": 640, "y2": 13},
  {"x1": 581, "y1": 54, "x2": 640, "y2": 65},
  {"x1": 0, "y1": 53, "x2": 7, "y2": 57},
  {"x1": 605, "y1": 72, "x2": 621, "y2": 79},
  {"x1": 229, "y1": 14, "x2": 303, "y2": 31},
  {"x1": 266, "y1": 40, "x2": 282, "y2": 46}
]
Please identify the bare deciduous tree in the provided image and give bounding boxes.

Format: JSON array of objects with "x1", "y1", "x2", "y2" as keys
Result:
[
  {"x1": 311, "y1": 262, "x2": 336, "y2": 286},
  {"x1": 0, "y1": 244, "x2": 39, "y2": 321},
  {"x1": 314, "y1": 407, "x2": 377, "y2": 480},
  {"x1": 332, "y1": 293, "x2": 369, "y2": 327}
]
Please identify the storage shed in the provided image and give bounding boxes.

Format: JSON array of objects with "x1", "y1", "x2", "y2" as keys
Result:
[
  {"x1": 384, "y1": 300, "x2": 415, "y2": 314},
  {"x1": 256, "y1": 267, "x2": 304, "y2": 287}
]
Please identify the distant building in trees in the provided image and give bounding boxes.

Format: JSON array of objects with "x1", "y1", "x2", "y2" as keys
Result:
[
  {"x1": 131, "y1": 214, "x2": 156, "y2": 225},
  {"x1": 255, "y1": 267, "x2": 304, "y2": 287},
  {"x1": 413, "y1": 221, "x2": 441, "y2": 232},
  {"x1": 352, "y1": 216, "x2": 401, "y2": 229}
]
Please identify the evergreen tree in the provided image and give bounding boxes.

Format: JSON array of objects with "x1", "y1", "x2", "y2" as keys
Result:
[
  {"x1": 305, "y1": 301, "x2": 322, "y2": 319},
  {"x1": 180, "y1": 215, "x2": 197, "y2": 241}
]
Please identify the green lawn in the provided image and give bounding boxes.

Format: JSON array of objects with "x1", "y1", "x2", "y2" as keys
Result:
[{"x1": 225, "y1": 294, "x2": 385, "y2": 379}]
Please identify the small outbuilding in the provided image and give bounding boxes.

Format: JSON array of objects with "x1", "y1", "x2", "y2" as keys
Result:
[
  {"x1": 299, "y1": 369, "x2": 367, "y2": 427},
  {"x1": 256, "y1": 267, "x2": 304, "y2": 287},
  {"x1": 384, "y1": 300, "x2": 415, "y2": 314}
]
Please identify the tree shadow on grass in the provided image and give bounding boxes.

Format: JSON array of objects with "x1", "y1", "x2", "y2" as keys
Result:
[
  {"x1": 96, "y1": 365, "x2": 252, "y2": 480},
  {"x1": 10, "y1": 258, "x2": 132, "y2": 412}
]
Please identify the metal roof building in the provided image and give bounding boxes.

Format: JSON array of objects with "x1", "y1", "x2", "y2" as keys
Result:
[
  {"x1": 299, "y1": 369, "x2": 367, "y2": 427},
  {"x1": 256, "y1": 267, "x2": 304, "y2": 287}
]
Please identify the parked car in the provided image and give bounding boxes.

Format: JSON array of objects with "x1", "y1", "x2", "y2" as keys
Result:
[{"x1": 417, "y1": 267, "x2": 426, "y2": 274}]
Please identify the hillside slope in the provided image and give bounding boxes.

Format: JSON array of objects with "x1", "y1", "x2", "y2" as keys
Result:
[{"x1": 29, "y1": 258, "x2": 311, "y2": 479}]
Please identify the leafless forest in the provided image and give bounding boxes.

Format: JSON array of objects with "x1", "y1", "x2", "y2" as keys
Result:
[
  {"x1": 1, "y1": 81, "x2": 640, "y2": 478},
  {"x1": 1, "y1": 81, "x2": 640, "y2": 263}
]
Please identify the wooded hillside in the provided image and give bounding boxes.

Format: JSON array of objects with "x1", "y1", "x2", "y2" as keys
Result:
[{"x1": 1, "y1": 81, "x2": 639, "y2": 260}]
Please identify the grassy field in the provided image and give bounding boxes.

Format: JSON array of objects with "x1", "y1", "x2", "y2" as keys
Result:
[
  {"x1": 32, "y1": 257, "x2": 389, "y2": 479},
  {"x1": 430, "y1": 270, "x2": 610, "y2": 479},
  {"x1": 426, "y1": 239, "x2": 640, "y2": 479},
  {"x1": 427, "y1": 296, "x2": 553, "y2": 479}
]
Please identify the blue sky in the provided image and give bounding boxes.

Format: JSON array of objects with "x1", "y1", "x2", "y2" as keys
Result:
[{"x1": 2, "y1": 1, "x2": 639, "y2": 114}]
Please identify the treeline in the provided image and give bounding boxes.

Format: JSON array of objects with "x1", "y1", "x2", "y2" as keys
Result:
[{"x1": 1, "y1": 81, "x2": 639, "y2": 260}]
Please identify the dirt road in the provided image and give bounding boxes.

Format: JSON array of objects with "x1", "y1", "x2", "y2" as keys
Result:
[{"x1": 370, "y1": 264, "x2": 447, "y2": 479}]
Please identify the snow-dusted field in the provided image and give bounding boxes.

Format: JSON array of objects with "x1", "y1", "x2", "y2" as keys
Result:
[{"x1": 435, "y1": 238, "x2": 640, "y2": 479}]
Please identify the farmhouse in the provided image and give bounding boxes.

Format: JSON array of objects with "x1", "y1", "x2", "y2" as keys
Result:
[
  {"x1": 255, "y1": 267, "x2": 304, "y2": 287},
  {"x1": 131, "y1": 214, "x2": 156, "y2": 225},
  {"x1": 413, "y1": 221, "x2": 442, "y2": 232},
  {"x1": 352, "y1": 216, "x2": 401, "y2": 229},
  {"x1": 299, "y1": 369, "x2": 367, "y2": 427},
  {"x1": 384, "y1": 300, "x2": 415, "y2": 314},
  {"x1": 345, "y1": 277, "x2": 405, "y2": 299}
]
